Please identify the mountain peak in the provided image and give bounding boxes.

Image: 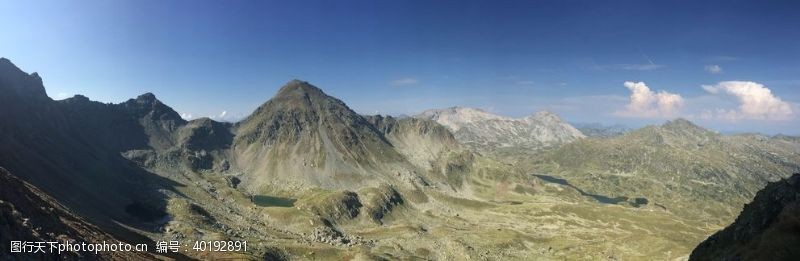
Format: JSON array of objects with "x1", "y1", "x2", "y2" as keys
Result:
[
  {"x1": 275, "y1": 79, "x2": 325, "y2": 98},
  {"x1": 526, "y1": 111, "x2": 560, "y2": 121},
  {"x1": 417, "y1": 107, "x2": 584, "y2": 150},
  {"x1": 242, "y1": 80, "x2": 350, "y2": 125},
  {"x1": 0, "y1": 57, "x2": 49, "y2": 101},
  {"x1": 121, "y1": 92, "x2": 185, "y2": 125},
  {"x1": 662, "y1": 118, "x2": 706, "y2": 132},
  {"x1": 234, "y1": 80, "x2": 402, "y2": 190},
  {"x1": 0, "y1": 57, "x2": 13, "y2": 67},
  {"x1": 534, "y1": 110, "x2": 556, "y2": 116},
  {"x1": 0, "y1": 57, "x2": 39, "y2": 80},
  {"x1": 136, "y1": 92, "x2": 158, "y2": 103}
]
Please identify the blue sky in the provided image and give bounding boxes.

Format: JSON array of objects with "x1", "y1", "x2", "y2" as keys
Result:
[{"x1": 1, "y1": 0, "x2": 799, "y2": 134}]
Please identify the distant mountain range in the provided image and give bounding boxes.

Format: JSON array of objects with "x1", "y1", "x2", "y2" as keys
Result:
[
  {"x1": 2, "y1": 57, "x2": 799, "y2": 260},
  {"x1": 416, "y1": 107, "x2": 585, "y2": 153},
  {"x1": 571, "y1": 122, "x2": 631, "y2": 138},
  {"x1": 530, "y1": 118, "x2": 800, "y2": 221},
  {"x1": 0, "y1": 58, "x2": 533, "y2": 259}
]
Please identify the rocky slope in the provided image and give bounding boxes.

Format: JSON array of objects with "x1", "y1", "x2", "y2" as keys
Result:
[
  {"x1": 416, "y1": 107, "x2": 585, "y2": 154},
  {"x1": 572, "y1": 122, "x2": 631, "y2": 138},
  {"x1": 232, "y1": 80, "x2": 430, "y2": 192},
  {"x1": 530, "y1": 119, "x2": 800, "y2": 221},
  {"x1": 690, "y1": 173, "x2": 800, "y2": 260},
  {"x1": 0, "y1": 58, "x2": 183, "y2": 234},
  {"x1": 364, "y1": 115, "x2": 460, "y2": 172},
  {"x1": 0, "y1": 58, "x2": 537, "y2": 259},
  {"x1": 0, "y1": 167, "x2": 155, "y2": 260},
  {"x1": 4, "y1": 57, "x2": 799, "y2": 259}
]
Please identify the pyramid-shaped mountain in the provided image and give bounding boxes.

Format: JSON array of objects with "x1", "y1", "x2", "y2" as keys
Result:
[{"x1": 233, "y1": 80, "x2": 422, "y2": 191}]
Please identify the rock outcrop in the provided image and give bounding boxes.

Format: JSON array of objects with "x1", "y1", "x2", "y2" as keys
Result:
[{"x1": 690, "y1": 173, "x2": 800, "y2": 261}]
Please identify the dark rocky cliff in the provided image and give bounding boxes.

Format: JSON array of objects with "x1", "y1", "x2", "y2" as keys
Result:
[{"x1": 691, "y1": 173, "x2": 800, "y2": 261}]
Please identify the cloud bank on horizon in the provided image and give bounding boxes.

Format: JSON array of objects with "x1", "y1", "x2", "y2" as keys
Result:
[
  {"x1": 702, "y1": 81, "x2": 793, "y2": 121},
  {"x1": 615, "y1": 80, "x2": 794, "y2": 123}
]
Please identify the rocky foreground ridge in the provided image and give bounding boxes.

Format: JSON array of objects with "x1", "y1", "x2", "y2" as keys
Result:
[{"x1": 691, "y1": 173, "x2": 800, "y2": 260}]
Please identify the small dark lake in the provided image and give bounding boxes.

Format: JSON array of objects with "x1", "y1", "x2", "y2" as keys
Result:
[
  {"x1": 252, "y1": 195, "x2": 296, "y2": 207},
  {"x1": 533, "y1": 174, "x2": 629, "y2": 205}
]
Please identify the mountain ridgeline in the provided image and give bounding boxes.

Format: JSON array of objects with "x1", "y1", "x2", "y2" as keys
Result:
[
  {"x1": 2, "y1": 57, "x2": 800, "y2": 260},
  {"x1": 530, "y1": 118, "x2": 800, "y2": 221},
  {"x1": 416, "y1": 107, "x2": 585, "y2": 155},
  {"x1": 0, "y1": 58, "x2": 536, "y2": 259}
]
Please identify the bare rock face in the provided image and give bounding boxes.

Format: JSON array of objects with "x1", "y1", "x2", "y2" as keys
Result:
[
  {"x1": 0, "y1": 58, "x2": 177, "y2": 231},
  {"x1": 298, "y1": 191, "x2": 363, "y2": 224},
  {"x1": 365, "y1": 115, "x2": 461, "y2": 171},
  {"x1": 120, "y1": 93, "x2": 187, "y2": 150},
  {"x1": 178, "y1": 118, "x2": 233, "y2": 151},
  {"x1": 416, "y1": 107, "x2": 585, "y2": 153},
  {"x1": 0, "y1": 57, "x2": 48, "y2": 102},
  {"x1": 359, "y1": 184, "x2": 404, "y2": 224},
  {"x1": 690, "y1": 173, "x2": 800, "y2": 261}
]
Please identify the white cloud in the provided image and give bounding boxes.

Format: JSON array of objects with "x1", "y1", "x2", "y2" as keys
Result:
[
  {"x1": 207, "y1": 110, "x2": 230, "y2": 121},
  {"x1": 704, "y1": 65, "x2": 723, "y2": 74},
  {"x1": 701, "y1": 81, "x2": 793, "y2": 120},
  {"x1": 180, "y1": 113, "x2": 193, "y2": 120},
  {"x1": 615, "y1": 81, "x2": 684, "y2": 118},
  {"x1": 55, "y1": 92, "x2": 71, "y2": 99},
  {"x1": 390, "y1": 78, "x2": 419, "y2": 86},
  {"x1": 701, "y1": 84, "x2": 719, "y2": 94}
]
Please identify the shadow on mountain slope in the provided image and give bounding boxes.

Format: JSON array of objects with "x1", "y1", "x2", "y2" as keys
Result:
[
  {"x1": 0, "y1": 58, "x2": 187, "y2": 240},
  {"x1": 691, "y1": 173, "x2": 800, "y2": 261}
]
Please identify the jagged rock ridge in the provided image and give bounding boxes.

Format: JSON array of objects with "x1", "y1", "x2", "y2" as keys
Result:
[{"x1": 416, "y1": 107, "x2": 585, "y2": 153}]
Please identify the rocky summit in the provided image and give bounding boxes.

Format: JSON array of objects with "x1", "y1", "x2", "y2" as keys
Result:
[
  {"x1": 416, "y1": 106, "x2": 585, "y2": 154},
  {"x1": 1, "y1": 58, "x2": 799, "y2": 260}
]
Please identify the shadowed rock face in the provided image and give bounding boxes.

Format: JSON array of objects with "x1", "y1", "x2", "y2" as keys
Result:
[
  {"x1": 0, "y1": 167, "x2": 155, "y2": 260},
  {"x1": 690, "y1": 173, "x2": 800, "y2": 261},
  {"x1": 178, "y1": 118, "x2": 233, "y2": 151},
  {"x1": 0, "y1": 58, "x2": 184, "y2": 238},
  {"x1": 0, "y1": 58, "x2": 48, "y2": 102},
  {"x1": 120, "y1": 93, "x2": 187, "y2": 150}
]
